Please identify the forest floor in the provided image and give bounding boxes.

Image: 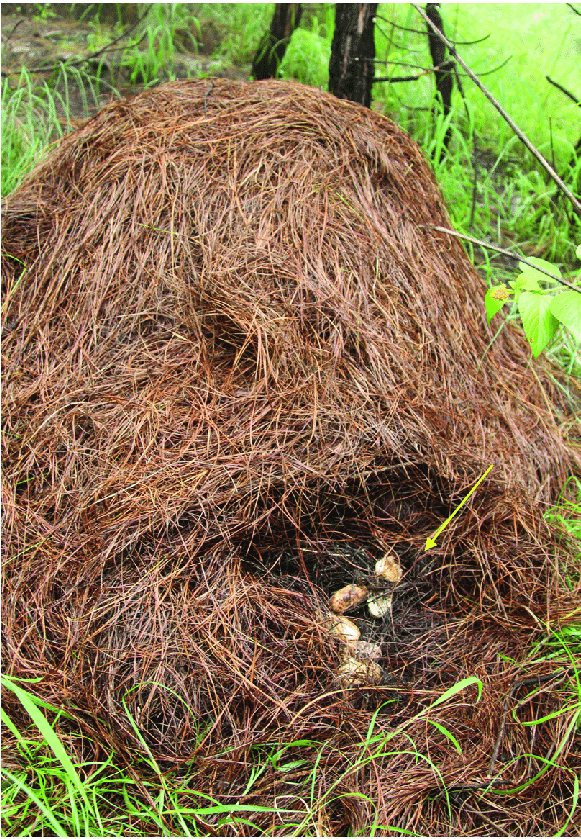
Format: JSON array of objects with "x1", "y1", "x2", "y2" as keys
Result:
[{"x1": 1, "y1": 10, "x2": 249, "y2": 127}]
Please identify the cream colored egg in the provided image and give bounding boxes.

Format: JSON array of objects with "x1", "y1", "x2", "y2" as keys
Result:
[
  {"x1": 367, "y1": 592, "x2": 392, "y2": 619},
  {"x1": 337, "y1": 655, "x2": 382, "y2": 687},
  {"x1": 329, "y1": 584, "x2": 368, "y2": 614},
  {"x1": 326, "y1": 613, "x2": 361, "y2": 645},
  {"x1": 375, "y1": 554, "x2": 402, "y2": 584}
]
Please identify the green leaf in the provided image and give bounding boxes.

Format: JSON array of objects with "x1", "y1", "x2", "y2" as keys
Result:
[
  {"x1": 519, "y1": 704, "x2": 580, "y2": 726},
  {"x1": 576, "y1": 244, "x2": 581, "y2": 260},
  {"x1": 0, "y1": 768, "x2": 67, "y2": 836},
  {"x1": 516, "y1": 276, "x2": 543, "y2": 292},
  {"x1": 277, "y1": 760, "x2": 307, "y2": 772},
  {"x1": 554, "y1": 772, "x2": 579, "y2": 837},
  {"x1": 485, "y1": 286, "x2": 511, "y2": 322},
  {"x1": 549, "y1": 290, "x2": 581, "y2": 342},
  {"x1": 426, "y1": 676, "x2": 483, "y2": 708},
  {"x1": 518, "y1": 257, "x2": 561, "y2": 284},
  {"x1": 518, "y1": 291, "x2": 559, "y2": 357}
]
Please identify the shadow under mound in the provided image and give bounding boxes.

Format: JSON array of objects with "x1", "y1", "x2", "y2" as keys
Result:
[{"x1": 2, "y1": 78, "x2": 579, "y2": 835}]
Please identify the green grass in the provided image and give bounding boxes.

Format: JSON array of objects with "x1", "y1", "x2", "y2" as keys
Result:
[
  {"x1": 1, "y1": 68, "x2": 62, "y2": 196},
  {"x1": 1, "y1": 675, "x2": 288, "y2": 836},
  {"x1": 2, "y1": 478, "x2": 579, "y2": 837},
  {"x1": 546, "y1": 476, "x2": 581, "y2": 578},
  {"x1": 278, "y1": 6, "x2": 334, "y2": 89},
  {"x1": 374, "y1": 4, "x2": 580, "y2": 170},
  {"x1": 1, "y1": 674, "x2": 485, "y2": 837},
  {"x1": 279, "y1": 28, "x2": 331, "y2": 89},
  {"x1": 190, "y1": 3, "x2": 581, "y2": 270},
  {"x1": 3, "y1": 621, "x2": 580, "y2": 836},
  {"x1": 1, "y1": 62, "x2": 118, "y2": 197},
  {"x1": 371, "y1": 4, "x2": 580, "y2": 270},
  {"x1": 117, "y1": 5, "x2": 202, "y2": 86}
]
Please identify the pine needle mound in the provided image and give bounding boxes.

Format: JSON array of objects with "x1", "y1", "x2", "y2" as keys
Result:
[{"x1": 2, "y1": 79, "x2": 579, "y2": 835}]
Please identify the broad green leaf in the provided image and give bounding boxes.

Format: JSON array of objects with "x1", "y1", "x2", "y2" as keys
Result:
[
  {"x1": 576, "y1": 244, "x2": 581, "y2": 259},
  {"x1": 485, "y1": 286, "x2": 511, "y2": 322},
  {"x1": 518, "y1": 257, "x2": 561, "y2": 284},
  {"x1": 515, "y1": 276, "x2": 543, "y2": 292},
  {"x1": 518, "y1": 291, "x2": 559, "y2": 357},
  {"x1": 549, "y1": 290, "x2": 581, "y2": 342}
]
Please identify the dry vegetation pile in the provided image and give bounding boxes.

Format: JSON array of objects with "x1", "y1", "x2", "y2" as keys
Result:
[{"x1": 2, "y1": 79, "x2": 580, "y2": 835}]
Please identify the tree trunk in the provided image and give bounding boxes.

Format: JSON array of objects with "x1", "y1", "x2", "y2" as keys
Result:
[
  {"x1": 252, "y1": 4, "x2": 303, "y2": 81},
  {"x1": 425, "y1": 3, "x2": 454, "y2": 156},
  {"x1": 328, "y1": 3, "x2": 377, "y2": 108}
]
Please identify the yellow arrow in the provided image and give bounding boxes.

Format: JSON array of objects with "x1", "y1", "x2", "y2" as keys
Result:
[{"x1": 425, "y1": 465, "x2": 493, "y2": 550}]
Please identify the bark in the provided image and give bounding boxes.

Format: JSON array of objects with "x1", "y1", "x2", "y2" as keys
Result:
[
  {"x1": 328, "y1": 3, "x2": 378, "y2": 108},
  {"x1": 252, "y1": 4, "x2": 303, "y2": 81},
  {"x1": 425, "y1": 3, "x2": 454, "y2": 156}
]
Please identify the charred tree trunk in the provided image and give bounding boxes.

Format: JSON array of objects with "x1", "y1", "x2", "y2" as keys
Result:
[
  {"x1": 425, "y1": 3, "x2": 454, "y2": 157},
  {"x1": 252, "y1": 4, "x2": 303, "y2": 80},
  {"x1": 328, "y1": 3, "x2": 377, "y2": 108}
]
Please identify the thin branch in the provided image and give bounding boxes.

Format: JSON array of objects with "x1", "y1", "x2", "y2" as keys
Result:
[
  {"x1": 365, "y1": 58, "x2": 432, "y2": 67},
  {"x1": 374, "y1": 15, "x2": 491, "y2": 45},
  {"x1": 423, "y1": 226, "x2": 581, "y2": 292},
  {"x1": 412, "y1": 3, "x2": 581, "y2": 216},
  {"x1": 374, "y1": 70, "x2": 432, "y2": 84},
  {"x1": 476, "y1": 56, "x2": 513, "y2": 77},
  {"x1": 365, "y1": 55, "x2": 512, "y2": 79},
  {"x1": 546, "y1": 76, "x2": 580, "y2": 106}
]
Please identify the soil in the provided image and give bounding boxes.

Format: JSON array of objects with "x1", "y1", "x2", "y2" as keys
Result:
[{"x1": 1, "y1": 9, "x2": 251, "y2": 126}]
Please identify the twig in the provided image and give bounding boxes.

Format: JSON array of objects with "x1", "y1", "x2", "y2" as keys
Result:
[
  {"x1": 374, "y1": 70, "x2": 432, "y2": 83},
  {"x1": 6, "y1": 6, "x2": 152, "y2": 75},
  {"x1": 374, "y1": 15, "x2": 491, "y2": 45},
  {"x1": 367, "y1": 56, "x2": 512, "y2": 79},
  {"x1": 423, "y1": 226, "x2": 581, "y2": 293},
  {"x1": 366, "y1": 57, "x2": 431, "y2": 67},
  {"x1": 4, "y1": 19, "x2": 25, "y2": 44},
  {"x1": 412, "y1": 3, "x2": 581, "y2": 216},
  {"x1": 373, "y1": 59, "x2": 512, "y2": 85},
  {"x1": 546, "y1": 76, "x2": 580, "y2": 106}
]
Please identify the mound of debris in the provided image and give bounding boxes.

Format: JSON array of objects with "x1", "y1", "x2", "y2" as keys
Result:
[{"x1": 2, "y1": 78, "x2": 579, "y2": 835}]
